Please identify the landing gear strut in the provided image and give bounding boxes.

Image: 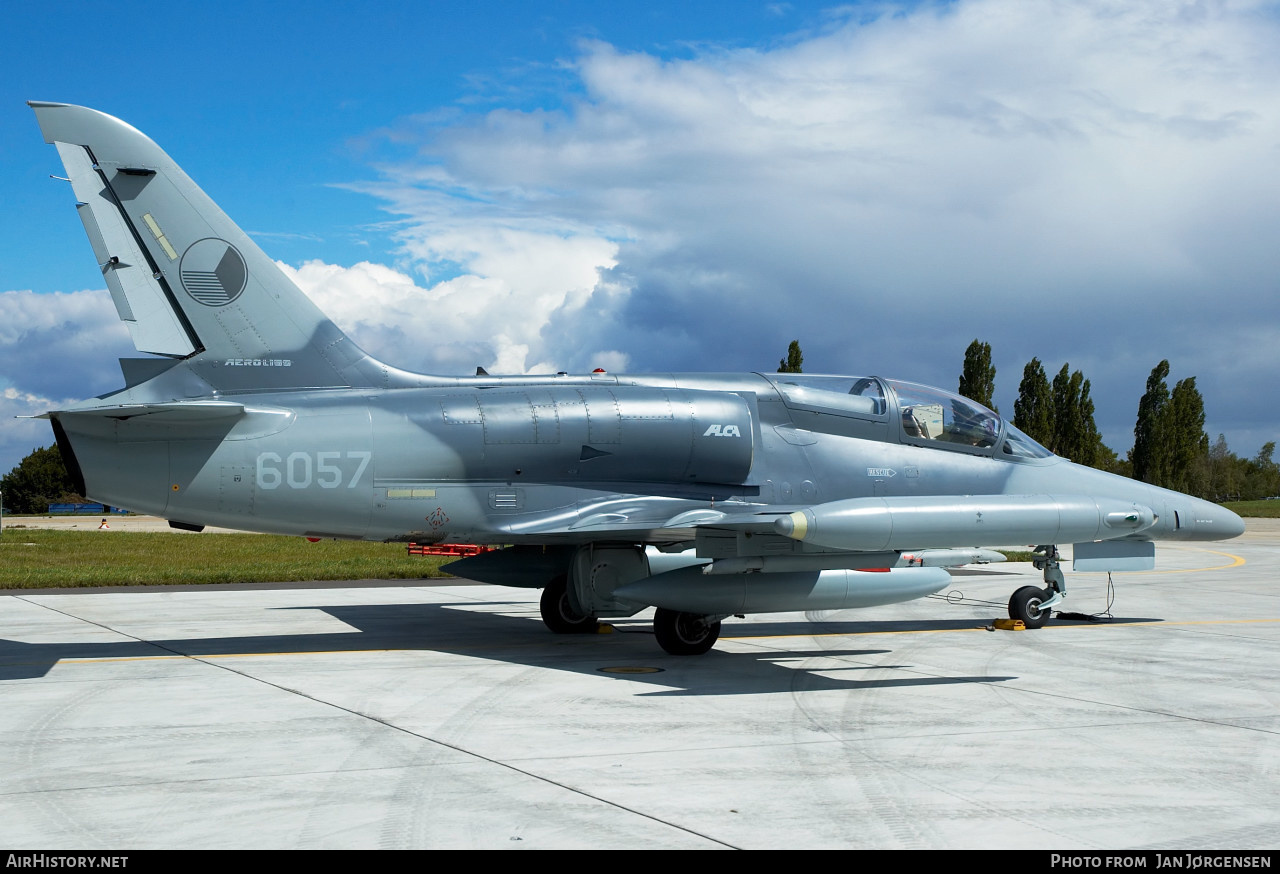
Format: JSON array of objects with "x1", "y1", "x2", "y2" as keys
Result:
[
  {"x1": 1007, "y1": 544, "x2": 1067, "y2": 629},
  {"x1": 653, "y1": 608, "x2": 722, "y2": 655},
  {"x1": 539, "y1": 574, "x2": 598, "y2": 634}
]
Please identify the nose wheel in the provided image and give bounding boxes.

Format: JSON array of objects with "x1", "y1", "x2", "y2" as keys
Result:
[
  {"x1": 1008, "y1": 585, "x2": 1052, "y2": 629},
  {"x1": 1007, "y1": 544, "x2": 1067, "y2": 629}
]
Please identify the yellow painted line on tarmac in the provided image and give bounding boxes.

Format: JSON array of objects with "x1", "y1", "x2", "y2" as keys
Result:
[
  {"x1": 1159, "y1": 547, "x2": 1246, "y2": 572},
  {"x1": 1096, "y1": 617, "x2": 1280, "y2": 628}
]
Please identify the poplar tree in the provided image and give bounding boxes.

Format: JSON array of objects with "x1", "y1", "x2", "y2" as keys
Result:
[
  {"x1": 958, "y1": 340, "x2": 997, "y2": 411},
  {"x1": 1165, "y1": 376, "x2": 1209, "y2": 495},
  {"x1": 1130, "y1": 360, "x2": 1209, "y2": 496},
  {"x1": 1013, "y1": 358, "x2": 1054, "y2": 447},
  {"x1": 1048, "y1": 363, "x2": 1104, "y2": 467},
  {"x1": 1131, "y1": 360, "x2": 1171, "y2": 485},
  {"x1": 777, "y1": 340, "x2": 804, "y2": 373},
  {"x1": 1073, "y1": 377, "x2": 1104, "y2": 469}
]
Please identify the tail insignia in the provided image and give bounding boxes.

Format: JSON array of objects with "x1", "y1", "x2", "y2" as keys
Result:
[{"x1": 179, "y1": 238, "x2": 247, "y2": 306}]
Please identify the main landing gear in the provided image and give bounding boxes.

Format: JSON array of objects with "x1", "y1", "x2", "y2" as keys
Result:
[
  {"x1": 1007, "y1": 544, "x2": 1067, "y2": 629},
  {"x1": 538, "y1": 575, "x2": 723, "y2": 655},
  {"x1": 652, "y1": 608, "x2": 722, "y2": 656},
  {"x1": 539, "y1": 574, "x2": 598, "y2": 634}
]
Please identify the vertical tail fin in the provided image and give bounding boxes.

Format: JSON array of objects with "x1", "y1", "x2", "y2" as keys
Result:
[{"x1": 32, "y1": 102, "x2": 410, "y2": 392}]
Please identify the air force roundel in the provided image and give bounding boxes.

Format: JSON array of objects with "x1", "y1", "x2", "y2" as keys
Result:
[{"x1": 180, "y1": 238, "x2": 247, "y2": 306}]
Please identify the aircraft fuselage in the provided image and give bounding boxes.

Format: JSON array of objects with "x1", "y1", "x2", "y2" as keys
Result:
[{"x1": 55, "y1": 371, "x2": 1240, "y2": 548}]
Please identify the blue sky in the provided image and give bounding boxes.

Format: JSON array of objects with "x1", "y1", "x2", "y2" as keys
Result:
[{"x1": 2, "y1": 0, "x2": 1279, "y2": 478}]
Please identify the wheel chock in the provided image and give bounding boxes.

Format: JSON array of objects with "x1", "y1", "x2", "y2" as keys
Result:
[
  {"x1": 595, "y1": 623, "x2": 615, "y2": 634},
  {"x1": 992, "y1": 618, "x2": 1026, "y2": 631}
]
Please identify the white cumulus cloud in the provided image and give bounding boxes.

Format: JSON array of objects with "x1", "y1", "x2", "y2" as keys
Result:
[
  {"x1": 279, "y1": 223, "x2": 621, "y2": 375},
  {"x1": 354, "y1": 0, "x2": 1280, "y2": 452}
]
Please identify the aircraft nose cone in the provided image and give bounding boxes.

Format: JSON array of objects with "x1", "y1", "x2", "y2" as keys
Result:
[
  {"x1": 1218, "y1": 505, "x2": 1247, "y2": 539},
  {"x1": 1197, "y1": 501, "x2": 1246, "y2": 540}
]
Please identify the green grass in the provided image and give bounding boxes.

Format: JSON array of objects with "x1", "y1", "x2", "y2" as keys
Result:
[
  {"x1": 0, "y1": 529, "x2": 453, "y2": 589},
  {"x1": 1223, "y1": 500, "x2": 1280, "y2": 518},
  {"x1": 10, "y1": 519, "x2": 1245, "y2": 589}
]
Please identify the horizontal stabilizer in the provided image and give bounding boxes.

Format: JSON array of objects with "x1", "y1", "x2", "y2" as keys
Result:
[{"x1": 56, "y1": 401, "x2": 246, "y2": 422}]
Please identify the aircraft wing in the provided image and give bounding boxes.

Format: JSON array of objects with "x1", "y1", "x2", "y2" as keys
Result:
[{"x1": 480, "y1": 492, "x2": 1153, "y2": 553}]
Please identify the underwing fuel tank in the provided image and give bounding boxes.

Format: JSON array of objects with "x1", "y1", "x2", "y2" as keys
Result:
[
  {"x1": 614, "y1": 565, "x2": 953, "y2": 614},
  {"x1": 774, "y1": 494, "x2": 1156, "y2": 551},
  {"x1": 700, "y1": 547, "x2": 1006, "y2": 574}
]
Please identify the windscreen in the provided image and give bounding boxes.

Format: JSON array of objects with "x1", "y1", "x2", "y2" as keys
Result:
[{"x1": 886, "y1": 380, "x2": 1000, "y2": 449}]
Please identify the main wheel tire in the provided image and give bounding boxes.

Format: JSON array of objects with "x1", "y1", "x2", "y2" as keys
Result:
[
  {"x1": 539, "y1": 574, "x2": 597, "y2": 634},
  {"x1": 1009, "y1": 585, "x2": 1052, "y2": 629},
  {"x1": 653, "y1": 608, "x2": 722, "y2": 655}
]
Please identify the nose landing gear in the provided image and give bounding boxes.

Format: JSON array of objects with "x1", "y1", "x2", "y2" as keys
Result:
[{"x1": 1007, "y1": 545, "x2": 1066, "y2": 629}]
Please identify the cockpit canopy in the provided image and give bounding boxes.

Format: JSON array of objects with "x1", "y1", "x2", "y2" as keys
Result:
[
  {"x1": 769, "y1": 374, "x2": 1054, "y2": 460},
  {"x1": 888, "y1": 379, "x2": 999, "y2": 448}
]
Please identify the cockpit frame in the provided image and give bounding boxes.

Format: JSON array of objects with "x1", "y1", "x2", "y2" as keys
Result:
[{"x1": 766, "y1": 373, "x2": 1055, "y2": 463}]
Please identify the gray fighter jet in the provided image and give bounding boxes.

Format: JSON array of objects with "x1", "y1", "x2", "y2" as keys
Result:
[{"x1": 29, "y1": 102, "x2": 1245, "y2": 655}]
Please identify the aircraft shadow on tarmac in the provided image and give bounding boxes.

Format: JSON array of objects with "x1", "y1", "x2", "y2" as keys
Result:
[{"x1": 0, "y1": 598, "x2": 1160, "y2": 693}]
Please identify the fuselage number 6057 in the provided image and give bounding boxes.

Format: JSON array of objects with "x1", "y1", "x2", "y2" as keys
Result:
[{"x1": 257, "y1": 450, "x2": 371, "y2": 490}]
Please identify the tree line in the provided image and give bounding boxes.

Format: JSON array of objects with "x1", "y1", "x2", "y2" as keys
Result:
[
  {"x1": 956, "y1": 339, "x2": 1277, "y2": 500},
  {"x1": 1, "y1": 445, "x2": 82, "y2": 515}
]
